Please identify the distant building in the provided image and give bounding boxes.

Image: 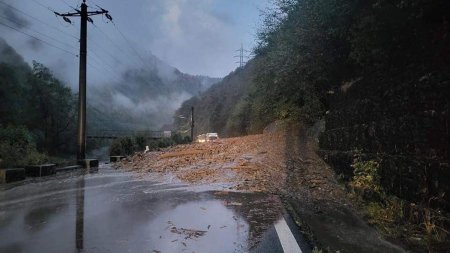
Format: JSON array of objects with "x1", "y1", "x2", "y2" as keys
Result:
[{"x1": 163, "y1": 131, "x2": 172, "y2": 138}]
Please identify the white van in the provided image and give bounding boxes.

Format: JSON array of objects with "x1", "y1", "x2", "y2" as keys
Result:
[
  {"x1": 206, "y1": 133, "x2": 219, "y2": 141},
  {"x1": 197, "y1": 133, "x2": 219, "y2": 143}
]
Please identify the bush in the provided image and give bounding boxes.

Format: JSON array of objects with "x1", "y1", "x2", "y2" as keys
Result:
[
  {"x1": 182, "y1": 136, "x2": 192, "y2": 143},
  {"x1": 109, "y1": 133, "x2": 193, "y2": 156},
  {"x1": 134, "y1": 135, "x2": 146, "y2": 151},
  {"x1": 171, "y1": 133, "x2": 184, "y2": 144},
  {"x1": 171, "y1": 133, "x2": 191, "y2": 144},
  {"x1": 157, "y1": 138, "x2": 174, "y2": 148},
  {"x1": 349, "y1": 159, "x2": 382, "y2": 201},
  {"x1": 120, "y1": 137, "x2": 134, "y2": 155},
  {"x1": 0, "y1": 126, "x2": 47, "y2": 167},
  {"x1": 109, "y1": 137, "x2": 135, "y2": 156},
  {"x1": 22, "y1": 150, "x2": 49, "y2": 166}
]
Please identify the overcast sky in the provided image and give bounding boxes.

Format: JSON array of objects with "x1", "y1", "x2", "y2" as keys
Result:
[{"x1": 0, "y1": 0, "x2": 270, "y2": 88}]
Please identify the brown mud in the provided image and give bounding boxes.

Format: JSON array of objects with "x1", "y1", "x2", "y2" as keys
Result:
[{"x1": 118, "y1": 121, "x2": 406, "y2": 252}]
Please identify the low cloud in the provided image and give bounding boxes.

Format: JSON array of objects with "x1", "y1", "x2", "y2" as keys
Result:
[
  {"x1": 0, "y1": 7, "x2": 30, "y2": 29},
  {"x1": 26, "y1": 37, "x2": 43, "y2": 50}
]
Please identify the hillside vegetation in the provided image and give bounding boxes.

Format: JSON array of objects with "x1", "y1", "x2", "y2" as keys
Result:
[
  {"x1": 175, "y1": 0, "x2": 450, "y2": 250},
  {"x1": 0, "y1": 38, "x2": 77, "y2": 166},
  {"x1": 178, "y1": 0, "x2": 449, "y2": 137},
  {"x1": 0, "y1": 37, "x2": 219, "y2": 165}
]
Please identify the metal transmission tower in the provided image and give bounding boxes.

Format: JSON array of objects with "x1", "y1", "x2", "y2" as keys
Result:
[
  {"x1": 234, "y1": 43, "x2": 251, "y2": 68},
  {"x1": 54, "y1": 0, "x2": 113, "y2": 160},
  {"x1": 234, "y1": 43, "x2": 245, "y2": 68}
]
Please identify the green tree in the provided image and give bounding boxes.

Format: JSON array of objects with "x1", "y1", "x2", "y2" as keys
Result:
[{"x1": 27, "y1": 61, "x2": 77, "y2": 155}]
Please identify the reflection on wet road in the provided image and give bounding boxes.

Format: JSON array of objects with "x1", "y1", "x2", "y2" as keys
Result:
[{"x1": 0, "y1": 164, "x2": 307, "y2": 253}]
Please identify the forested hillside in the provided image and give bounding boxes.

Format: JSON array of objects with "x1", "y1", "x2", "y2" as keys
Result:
[
  {"x1": 174, "y1": 58, "x2": 258, "y2": 137},
  {"x1": 179, "y1": 0, "x2": 449, "y2": 137},
  {"x1": 176, "y1": 0, "x2": 450, "y2": 249},
  {"x1": 0, "y1": 38, "x2": 77, "y2": 166}
]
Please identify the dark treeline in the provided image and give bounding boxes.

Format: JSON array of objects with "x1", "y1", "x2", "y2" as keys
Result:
[
  {"x1": 178, "y1": 0, "x2": 449, "y2": 137},
  {"x1": 0, "y1": 39, "x2": 77, "y2": 167},
  {"x1": 176, "y1": 0, "x2": 450, "y2": 249},
  {"x1": 250, "y1": 0, "x2": 449, "y2": 134}
]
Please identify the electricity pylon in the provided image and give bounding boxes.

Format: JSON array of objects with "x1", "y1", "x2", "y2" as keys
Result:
[{"x1": 234, "y1": 43, "x2": 245, "y2": 68}]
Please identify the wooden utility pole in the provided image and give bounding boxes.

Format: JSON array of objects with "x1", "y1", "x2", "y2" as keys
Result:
[
  {"x1": 55, "y1": 1, "x2": 111, "y2": 160},
  {"x1": 191, "y1": 107, "x2": 194, "y2": 142}
]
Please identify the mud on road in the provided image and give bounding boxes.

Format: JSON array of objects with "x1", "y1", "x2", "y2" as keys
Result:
[
  {"x1": 117, "y1": 122, "x2": 406, "y2": 252},
  {"x1": 118, "y1": 125, "x2": 287, "y2": 193}
]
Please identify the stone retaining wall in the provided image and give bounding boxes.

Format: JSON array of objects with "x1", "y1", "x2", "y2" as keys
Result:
[{"x1": 319, "y1": 71, "x2": 450, "y2": 210}]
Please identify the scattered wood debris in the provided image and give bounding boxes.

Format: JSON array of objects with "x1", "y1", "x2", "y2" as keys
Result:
[{"x1": 119, "y1": 127, "x2": 287, "y2": 192}]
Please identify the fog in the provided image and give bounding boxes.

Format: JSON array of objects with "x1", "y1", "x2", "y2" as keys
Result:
[
  {"x1": 0, "y1": 0, "x2": 270, "y2": 130},
  {"x1": 0, "y1": 0, "x2": 269, "y2": 86}
]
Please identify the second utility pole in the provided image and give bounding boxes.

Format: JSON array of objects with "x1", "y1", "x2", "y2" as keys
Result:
[
  {"x1": 55, "y1": 0, "x2": 111, "y2": 160},
  {"x1": 190, "y1": 107, "x2": 194, "y2": 142}
]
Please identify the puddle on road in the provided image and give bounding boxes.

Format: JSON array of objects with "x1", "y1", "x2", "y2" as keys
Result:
[
  {"x1": 146, "y1": 200, "x2": 248, "y2": 253},
  {"x1": 0, "y1": 166, "x2": 285, "y2": 253}
]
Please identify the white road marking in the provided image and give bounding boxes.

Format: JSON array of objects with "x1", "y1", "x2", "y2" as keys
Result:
[{"x1": 274, "y1": 217, "x2": 303, "y2": 253}]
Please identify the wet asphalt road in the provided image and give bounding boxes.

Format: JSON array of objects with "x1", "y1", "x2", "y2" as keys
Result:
[{"x1": 0, "y1": 164, "x2": 309, "y2": 253}]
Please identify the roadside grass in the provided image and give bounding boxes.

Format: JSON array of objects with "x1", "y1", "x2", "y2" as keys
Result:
[{"x1": 347, "y1": 158, "x2": 450, "y2": 251}]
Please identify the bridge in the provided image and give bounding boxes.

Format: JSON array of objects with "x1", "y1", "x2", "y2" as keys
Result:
[{"x1": 86, "y1": 130, "x2": 171, "y2": 140}]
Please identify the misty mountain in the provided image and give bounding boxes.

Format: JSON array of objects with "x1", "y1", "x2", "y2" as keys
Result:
[
  {"x1": 174, "y1": 58, "x2": 258, "y2": 138},
  {"x1": 87, "y1": 53, "x2": 221, "y2": 132},
  {"x1": 1, "y1": 37, "x2": 220, "y2": 133}
]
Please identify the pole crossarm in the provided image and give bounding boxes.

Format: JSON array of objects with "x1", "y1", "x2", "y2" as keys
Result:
[{"x1": 54, "y1": 10, "x2": 108, "y2": 17}]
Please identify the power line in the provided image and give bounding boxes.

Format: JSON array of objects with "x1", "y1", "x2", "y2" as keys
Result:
[
  {"x1": 0, "y1": 21, "x2": 78, "y2": 57},
  {"x1": 89, "y1": 23, "x2": 140, "y2": 66},
  {"x1": 88, "y1": 48, "x2": 118, "y2": 73},
  {"x1": 0, "y1": 14, "x2": 78, "y2": 51},
  {"x1": 0, "y1": 0, "x2": 78, "y2": 40},
  {"x1": 112, "y1": 22, "x2": 154, "y2": 70},
  {"x1": 87, "y1": 54, "x2": 123, "y2": 82},
  {"x1": 86, "y1": 60, "x2": 118, "y2": 81},
  {"x1": 59, "y1": 0, "x2": 80, "y2": 10},
  {"x1": 30, "y1": 0, "x2": 51, "y2": 10},
  {"x1": 29, "y1": 0, "x2": 78, "y2": 33},
  {"x1": 27, "y1": 1, "x2": 121, "y2": 82},
  {"x1": 87, "y1": 35, "x2": 124, "y2": 66},
  {"x1": 91, "y1": 22, "x2": 162, "y2": 89}
]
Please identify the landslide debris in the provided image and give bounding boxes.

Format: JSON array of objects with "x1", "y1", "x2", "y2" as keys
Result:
[{"x1": 118, "y1": 127, "x2": 286, "y2": 192}]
